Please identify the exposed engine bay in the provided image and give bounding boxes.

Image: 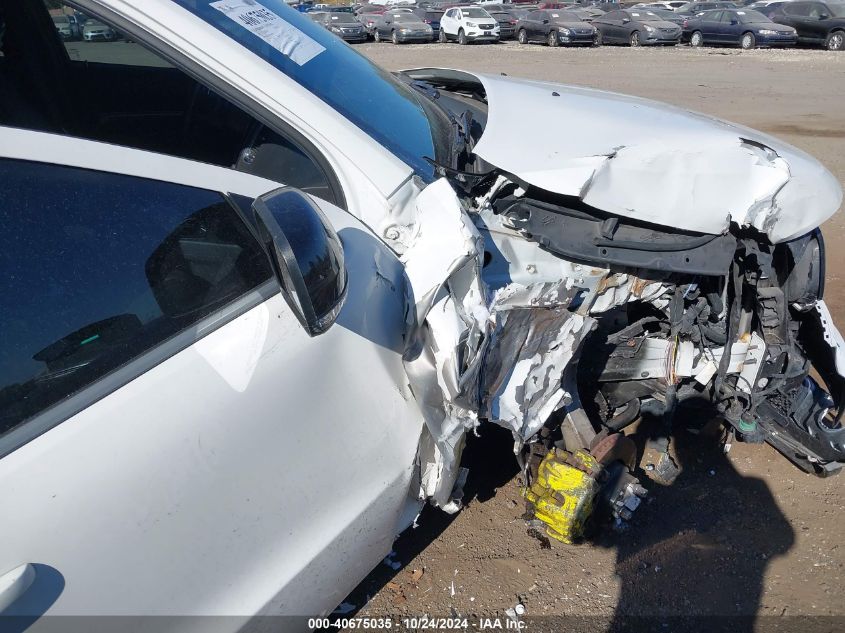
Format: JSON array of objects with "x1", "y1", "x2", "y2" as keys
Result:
[{"x1": 390, "y1": 68, "x2": 845, "y2": 544}]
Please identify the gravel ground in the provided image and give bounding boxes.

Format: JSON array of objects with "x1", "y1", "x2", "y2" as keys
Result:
[{"x1": 341, "y1": 43, "x2": 845, "y2": 630}]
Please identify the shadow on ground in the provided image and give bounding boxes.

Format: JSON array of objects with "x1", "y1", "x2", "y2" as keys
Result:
[
  {"x1": 593, "y1": 409, "x2": 795, "y2": 633},
  {"x1": 341, "y1": 415, "x2": 797, "y2": 633}
]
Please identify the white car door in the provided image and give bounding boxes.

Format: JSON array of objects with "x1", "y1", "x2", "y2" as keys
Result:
[{"x1": 0, "y1": 131, "x2": 426, "y2": 623}]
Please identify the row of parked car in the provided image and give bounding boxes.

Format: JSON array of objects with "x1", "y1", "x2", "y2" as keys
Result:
[
  {"x1": 51, "y1": 11, "x2": 119, "y2": 42},
  {"x1": 303, "y1": 0, "x2": 845, "y2": 49}
]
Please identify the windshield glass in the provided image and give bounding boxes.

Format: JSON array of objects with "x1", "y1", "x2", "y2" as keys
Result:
[
  {"x1": 329, "y1": 14, "x2": 357, "y2": 23},
  {"x1": 737, "y1": 10, "x2": 770, "y2": 21},
  {"x1": 394, "y1": 14, "x2": 422, "y2": 22},
  {"x1": 463, "y1": 8, "x2": 491, "y2": 18},
  {"x1": 555, "y1": 11, "x2": 583, "y2": 20},
  {"x1": 173, "y1": 0, "x2": 449, "y2": 180}
]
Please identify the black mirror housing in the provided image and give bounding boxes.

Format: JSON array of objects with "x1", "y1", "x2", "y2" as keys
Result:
[{"x1": 252, "y1": 188, "x2": 347, "y2": 337}]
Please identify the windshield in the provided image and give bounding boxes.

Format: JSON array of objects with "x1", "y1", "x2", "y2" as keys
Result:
[
  {"x1": 463, "y1": 8, "x2": 491, "y2": 18},
  {"x1": 173, "y1": 0, "x2": 450, "y2": 180},
  {"x1": 631, "y1": 11, "x2": 663, "y2": 19},
  {"x1": 737, "y1": 9, "x2": 770, "y2": 21},
  {"x1": 552, "y1": 11, "x2": 583, "y2": 20},
  {"x1": 394, "y1": 14, "x2": 422, "y2": 22},
  {"x1": 329, "y1": 14, "x2": 357, "y2": 23}
]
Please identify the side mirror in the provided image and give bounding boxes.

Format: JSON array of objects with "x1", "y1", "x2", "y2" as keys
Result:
[
  {"x1": 252, "y1": 188, "x2": 347, "y2": 337},
  {"x1": 622, "y1": 17, "x2": 631, "y2": 22},
  {"x1": 819, "y1": 12, "x2": 829, "y2": 19},
  {"x1": 730, "y1": 17, "x2": 738, "y2": 24},
  {"x1": 543, "y1": 18, "x2": 550, "y2": 23}
]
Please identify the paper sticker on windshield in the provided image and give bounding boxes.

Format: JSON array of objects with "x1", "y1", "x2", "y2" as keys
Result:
[{"x1": 210, "y1": 0, "x2": 325, "y2": 66}]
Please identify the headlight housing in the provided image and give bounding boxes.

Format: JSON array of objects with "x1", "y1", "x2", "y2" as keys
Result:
[
  {"x1": 643, "y1": 24, "x2": 655, "y2": 32},
  {"x1": 560, "y1": 28, "x2": 571, "y2": 35},
  {"x1": 758, "y1": 29, "x2": 780, "y2": 35}
]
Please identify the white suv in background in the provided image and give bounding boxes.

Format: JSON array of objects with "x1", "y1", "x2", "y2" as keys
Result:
[{"x1": 439, "y1": 6, "x2": 500, "y2": 43}]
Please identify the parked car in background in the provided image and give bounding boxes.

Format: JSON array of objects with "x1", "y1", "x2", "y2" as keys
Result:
[
  {"x1": 82, "y1": 19, "x2": 116, "y2": 41},
  {"x1": 643, "y1": 7, "x2": 687, "y2": 23},
  {"x1": 357, "y1": 3, "x2": 388, "y2": 13},
  {"x1": 516, "y1": 9, "x2": 599, "y2": 44},
  {"x1": 684, "y1": 8, "x2": 797, "y2": 45},
  {"x1": 746, "y1": 0, "x2": 792, "y2": 16},
  {"x1": 52, "y1": 15, "x2": 77, "y2": 40},
  {"x1": 373, "y1": 11, "x2": 435, "y2": 41},
  {"x1": 439, "y1": 6, "x2": 501, "y2": 42},
  {"x1": 568, "y1": 6, "x2": 608, "y2": 21},
  {"x1": 633, "y1": 1, "x2": 689, "y2": 9},
  {"x1": 410, "y1": 7, "x2": 446, "y2": 35},
  {"x1": 310, "y1": 11, "x2": 369, "y2": 41},
  {"x1": 594, "y1": 9, "x2": 683, "y2": 43},
  {"x1": 692, "y1": 8, "x2": 798, "y2": 43},
  {"x1": 675, "y1": 0, "x2": 738, "y2": 14},
  {"x1": 491, "y1": 10, "x2": 519, "y2": 37},
  {"x1": 769, "y1": 0, "x2": 845, "y2": 49},
  {"x1": 357, "y1": 9, "x2": 384, "y2": 36}
]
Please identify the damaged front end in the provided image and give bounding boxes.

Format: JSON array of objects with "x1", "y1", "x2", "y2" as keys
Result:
[{"x1": 394, "y1": 68, "x2": 845, "y2": 543}]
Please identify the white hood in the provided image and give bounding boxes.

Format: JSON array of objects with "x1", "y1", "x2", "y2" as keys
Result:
[{"x1": 468, "y1": 72, "x2": 842, "y2": 243}]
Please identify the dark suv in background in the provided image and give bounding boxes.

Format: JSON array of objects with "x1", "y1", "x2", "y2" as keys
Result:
[{"x1": 770, "y1": 0, "x2": 845, "y2": 49}]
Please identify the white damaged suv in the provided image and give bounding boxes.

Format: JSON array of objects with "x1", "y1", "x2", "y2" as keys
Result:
[{"x1": 0, "y1": 0, "x2": 843, "y2": 625}]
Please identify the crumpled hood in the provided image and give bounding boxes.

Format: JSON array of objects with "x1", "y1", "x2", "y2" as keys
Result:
[{"x1": 468, "y1": 72, "x2": 842, "y2": 243}]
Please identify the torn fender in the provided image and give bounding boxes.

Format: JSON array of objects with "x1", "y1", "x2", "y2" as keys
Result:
[
  {"x1": 400, "y1": 179, "x2": 487, "y2": 511},
  {"x1": 400, "y1": 180, "x2": 632, "y2": 510},
  {"x1": 467, "y1": 73, "x2": 842, "y2": 243}
]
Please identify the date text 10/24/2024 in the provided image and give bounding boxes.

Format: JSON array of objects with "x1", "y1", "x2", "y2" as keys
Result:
[{"x1": 309, "y1": 617, "x2": 528, "y2": 630}]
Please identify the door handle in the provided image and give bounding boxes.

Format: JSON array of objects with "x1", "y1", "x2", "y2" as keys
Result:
[{"x1": 0, "y1": 564, "x2": 36, "y2": 613}]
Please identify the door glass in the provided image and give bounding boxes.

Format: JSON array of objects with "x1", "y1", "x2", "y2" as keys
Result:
[
  {"x1": 46, "y1": 2, "x2": 172, "y2": 67},
  {"x1": 807, "y1": 3, "x2": 826, "y2": 17},
  {"x1": 0, "y1": 2, "x2": 339, "y2": 205},
  {"x1": 0, "y1": 159, "x2": 273, "y2": 437},
  {"x1": 785, "y1": 2, "x2": 811, "y2": 15}
]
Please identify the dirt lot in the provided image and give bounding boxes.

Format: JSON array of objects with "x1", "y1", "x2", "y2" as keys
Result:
[{"x1": 339, "y1": 44, "x2": 845, "y2": 630}]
